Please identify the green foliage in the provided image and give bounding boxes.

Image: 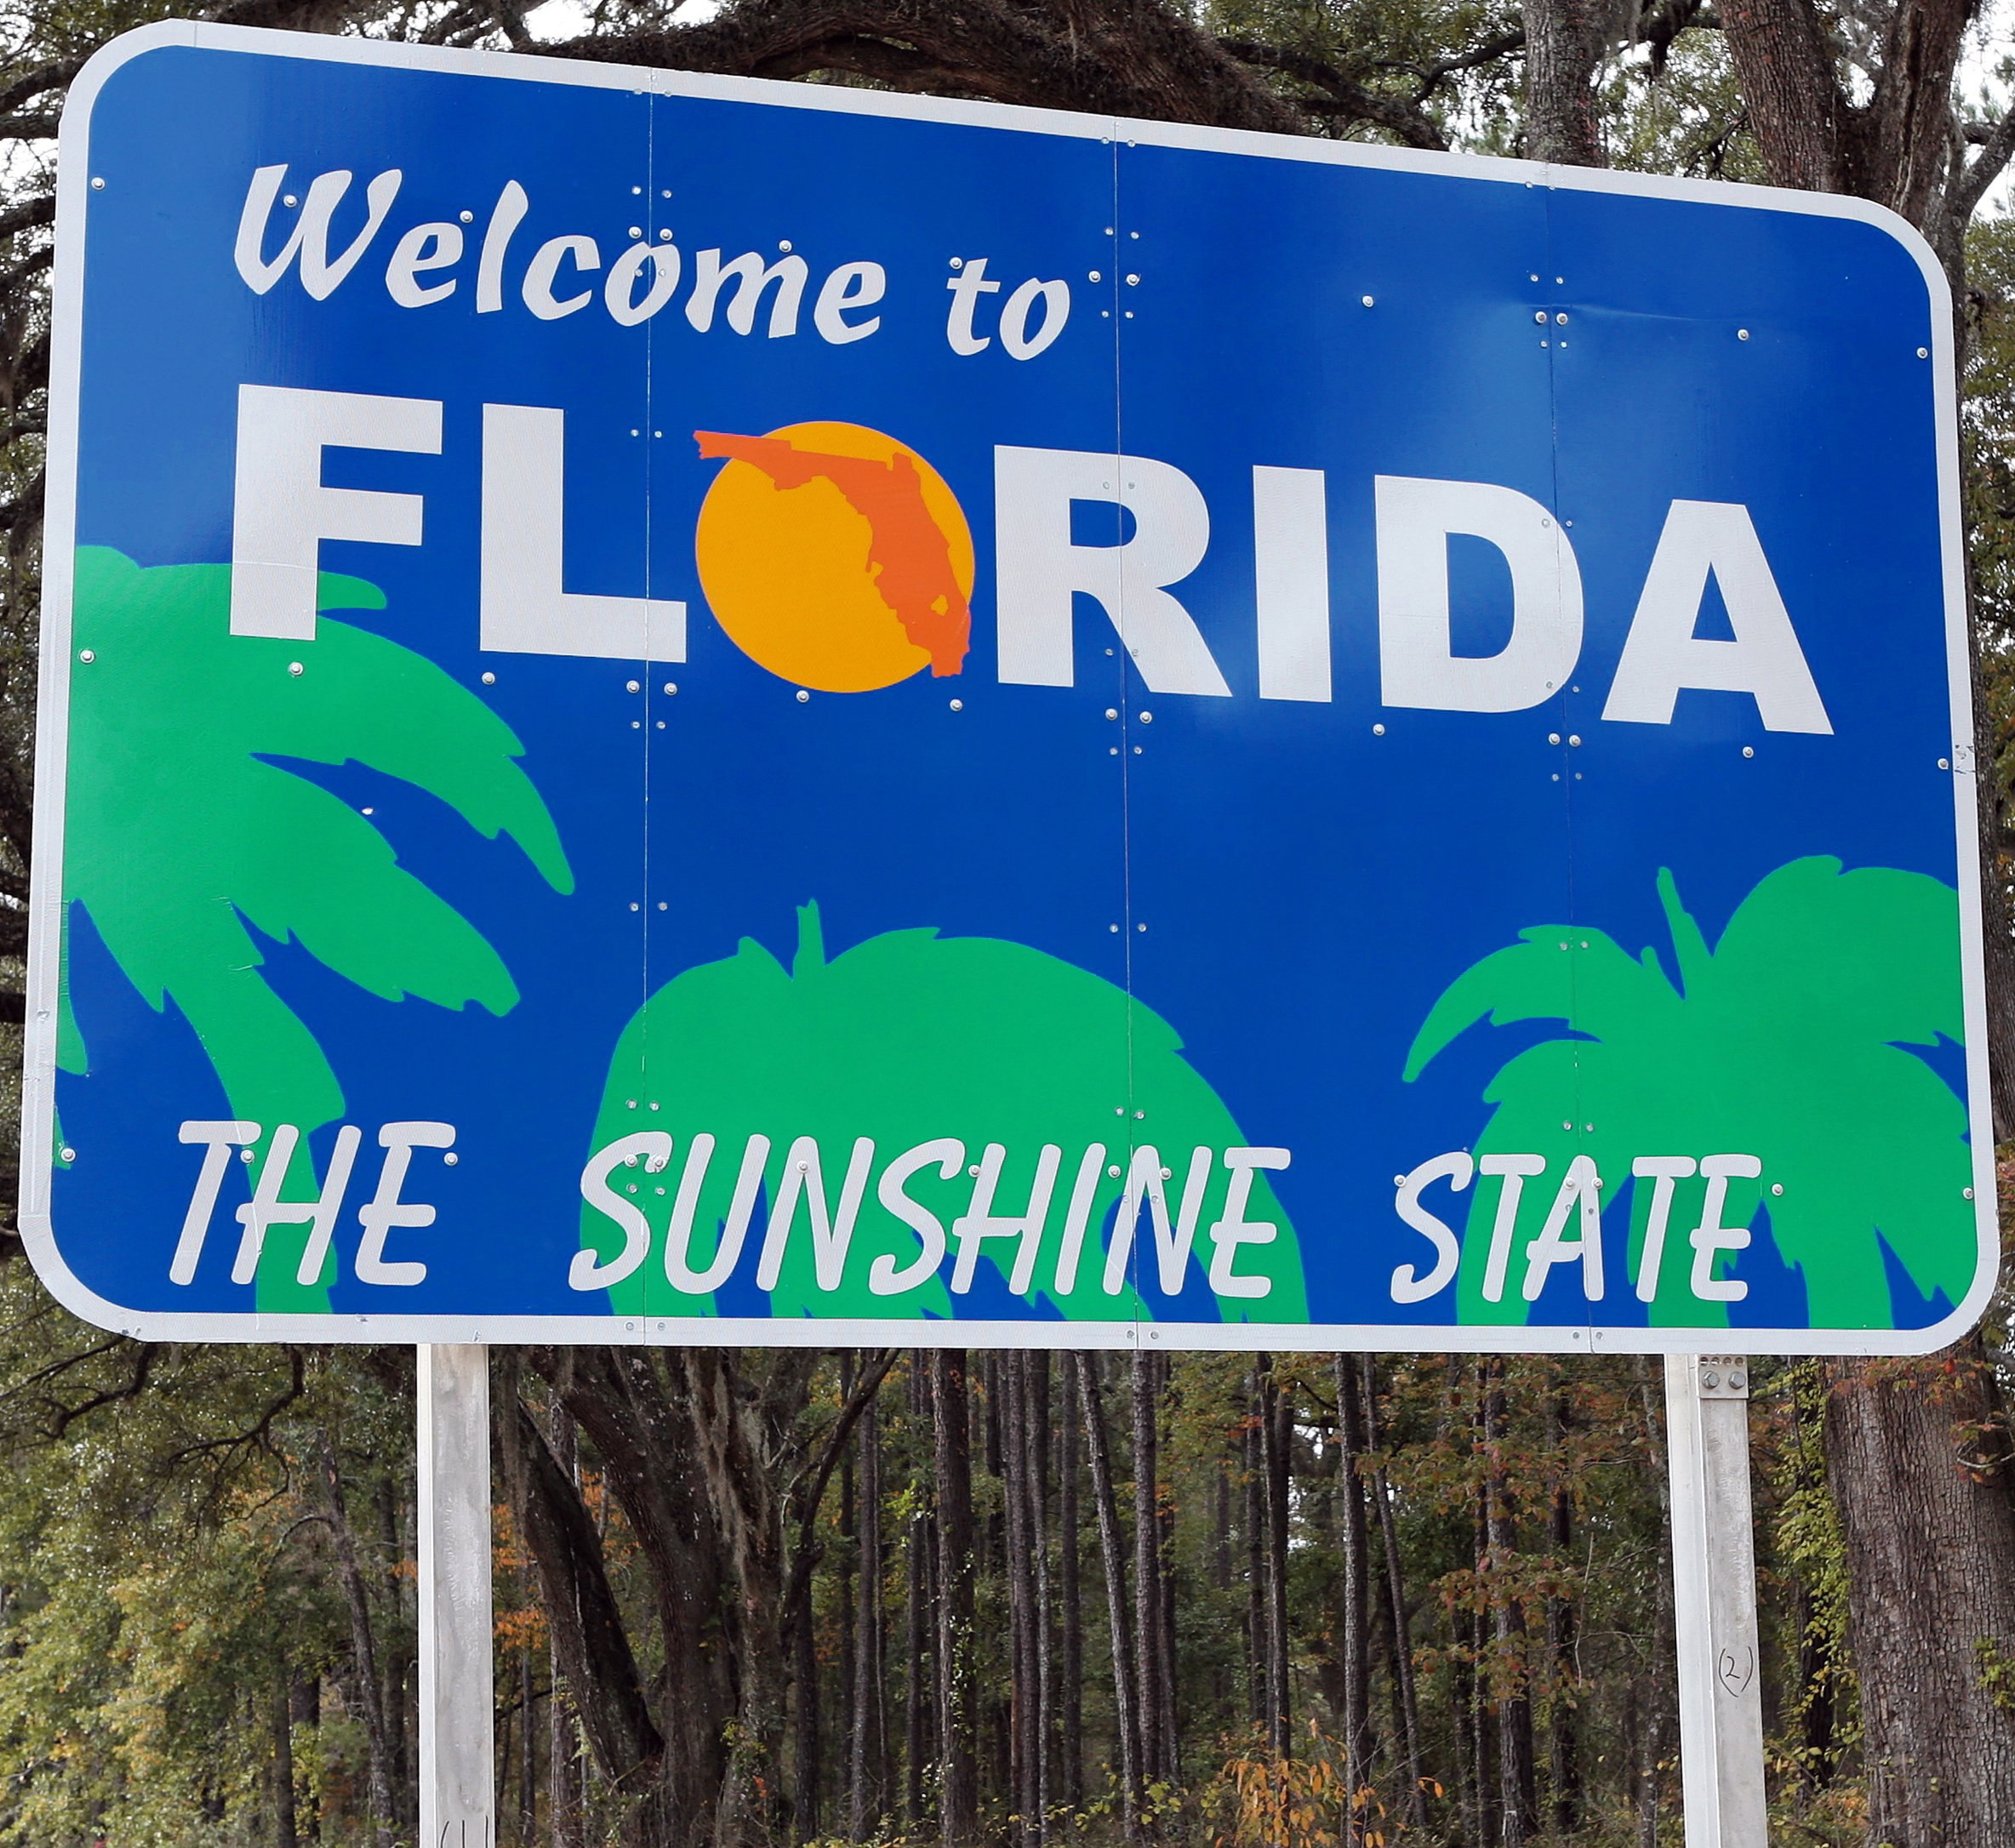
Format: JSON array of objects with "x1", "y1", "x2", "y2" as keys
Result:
[{"x1": 0, "y1": 1262, "x2": 413, "y2": 1846}]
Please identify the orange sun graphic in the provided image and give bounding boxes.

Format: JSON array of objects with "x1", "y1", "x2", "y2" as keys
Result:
[{"x1": 692, "y1": 421, "x2": 975, "y2": 693}]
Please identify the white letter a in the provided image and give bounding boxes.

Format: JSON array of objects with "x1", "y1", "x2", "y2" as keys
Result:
[{"x1": 1602, "y1": 501, "x2": 1831, "y2": 733}]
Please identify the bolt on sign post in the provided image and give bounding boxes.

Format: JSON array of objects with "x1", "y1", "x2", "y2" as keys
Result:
[{"x1": 25, "y1": 24, "x2": 1993, "y2": 1848}]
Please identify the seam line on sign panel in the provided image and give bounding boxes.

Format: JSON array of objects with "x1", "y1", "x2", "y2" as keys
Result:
[
  {"x1": 641, "y1": 96, "x2": 654, "y2": 1329},
  {"x1": 1110, "y1": 123, "x2": 1146, "y2": 1356}
]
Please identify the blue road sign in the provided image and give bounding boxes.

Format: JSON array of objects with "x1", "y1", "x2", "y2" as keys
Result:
[{"x1": 24, "y1": 22, "x2": 1990, "y2": 1350}]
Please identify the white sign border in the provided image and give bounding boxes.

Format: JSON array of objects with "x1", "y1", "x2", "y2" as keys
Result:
[{"x1": 20, "y1": 20, "x2": 1994, "y2": 1355}]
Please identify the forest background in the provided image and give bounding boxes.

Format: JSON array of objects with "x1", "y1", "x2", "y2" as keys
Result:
[{"x1": 0, "y1": 0, "x2": 2009, "y2": 1845}]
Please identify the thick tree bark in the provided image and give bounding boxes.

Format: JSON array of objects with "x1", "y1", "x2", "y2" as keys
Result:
[
  {"x1": 1073, "y1": 1351, "x2": 1144, "y2": 1846},
  {"x1": 1718, "y1": 0, "x2": 1852, "y2": 193},
  {"x1": 1720, "y1": 0, "x2": 1971, "y2": 220},
  {"x1": 504, "y1": 1397, "x2": 665, "y2": 1807},
  {"x1": 1824, "y1": 1351, "x2": 2015, "y2": 1843},
  {"x1": 934, "y1": 1349, "x2": 980, "y2": 1848},
  {"x1": 1521, "y1": 0, "x2": 1612, "y2": 165}
]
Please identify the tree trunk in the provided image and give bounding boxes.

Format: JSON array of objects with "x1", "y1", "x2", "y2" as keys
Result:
[
  {"x1": 1261, "y1": 1359, "x2": 1293, "y2": 1756},
  {"x1": 316, "y1": 1432, "x2": 397, "y2": 1848},
  {"x1": 1025, "y1": 1353, "x2": 1055, "y2": 1841},
  {"x1": 547, "y1": 1404, "x2": 585, "y2": 1848},
  {"x1": 1333, "y1": 1354, "x2": 1372, "y2": 1815},
  {"x1": 935, "y1": 1349, "x2": 980, "y2": 1848},
  {"x1": 1245, "y1": 1378, "x2": 1265, "y2": 1732},
  {"x1": 1131, "y1": 1350, "x2": 1168, "y2": 1788},
  {"x1": 1824, "y1": 1351, "x2": 2015, "y2": 1842},
  {"x1": 1635, "y1": 1359, "x2": 1669, "y2": 1848},
  {"x1": 1059, "y1": 1353, "x2": 1085, "y2": 1813},
  {"x1": 272, "y1": 1660, "x2": 299, "y2": 1848},
  {"x1": 791, "y1": 1577, "x2": 819, "y2": 1844},
  {"x1": 906, "y1": 1355, "x2": 932, "y2": 1829},
  {"x1": 520, "y1": 1637, "x2": 538, "y2": 1848},
  {"x1": 1004, "y1": 1353, "x2": 1040, "y2": 1847},
  {"x1": 1521, "y1": 0, "x2": 1611, "y2": 165},
  {"x1": 1545, "y1": 1384, "x2": 1580, "y2": 1836},
  {"x1": 1073, "y1": 1351, "x2": 1143, "y2": 1846},
  {"x1": 1483, "y1": 1360, "x2": 1538, "y2": 1845},
  {"x1": 851, "y1": 1384, "x2": 888, "y2": 1842},
  {"x1": 1363, "y1": 1360, "x2": 1427, "y2": 1833},
  {"x1": 375, "y1": 1483, "x2": 414, "y2": 1840}
]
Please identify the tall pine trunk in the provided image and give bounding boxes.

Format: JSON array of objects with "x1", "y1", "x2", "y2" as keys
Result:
[
  {"x1": 1545, "y1": 1382, "x2": 1581, "y2": 1835},
  {"x1": 1004, "y1": 1354, "x2": 1041, "y2": 1847},
  {"x1": 934, "y1": 1349, "x2": 979, "y2": 1848},
  {"x1": 850, "y1": 1386, "x2": 888, "y2": 1843},
  {"x1": 791, "y1": 1570, "x2": 819, "y2": 1842},
  {"x1": 1635, "y1": 1359, "x2": 1669, "y2": 1848},
  {"x1": 1483, "y1": 1360, "x2": 1537, "y2": 1844},
  {"x1": 1058, "y1": 1354, "x2": 1085, "y2": 1813},
  {"x1": 1363, "y1": 1360, "x2": 1426, "y2": 1833},
  {"x1": 519, "y1": 1637, "x2": 537, "y2": 1848},
  {"x1": 271, "y1": 1660, "x2": 298, "y2": 1848},
  {"x1": 1131, "y1": 1351, "x2": 1169, "y2": 1788},
  {"x1": 1261, "y1": 1359, "x2": 1293, "y2": 1755},
  {"x1": 1073, "y1": 1352, "x2": 1143, "y2": 1846},
  {"x1": 1333, "y1": 1354, "x2": 1372, "y2": 1813},
  {"x1": 1244, "y1": 1377, "x2": 1265, "y2": 1731},
  {"x1": 1025, "y1": 1353, "x2": 1055, "y2": 1840},
  {"x1": 906, "y1": 1354, "x2": 932, "y2": 1830}
]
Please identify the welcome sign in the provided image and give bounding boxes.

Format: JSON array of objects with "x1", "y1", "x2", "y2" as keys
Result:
[{"x1": 22, "y1": 22, "x2": 1991, "y2": 1350}]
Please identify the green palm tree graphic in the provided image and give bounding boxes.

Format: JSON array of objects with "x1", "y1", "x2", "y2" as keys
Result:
[
  {"x1": 1403, "y1": 857, "x2": 1972, "y2": 1332},
  {"x1": 580, "y1": 904, "x2": 1308, "y2": 1324},
  {"x1": 61, "y1": 547, "x2": 572, "y2": 1312}
]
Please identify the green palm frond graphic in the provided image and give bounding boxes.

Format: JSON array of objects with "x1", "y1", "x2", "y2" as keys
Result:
[
  {"x1": 1404, "y1": 858, "x2": 1972, "y2": 1332},
  {"x1": 582, "y1": 903, "x2": 1308, "y2": 1324},
  {"x1": 61, "y1": 547, "x2": 573, "y2": 1309}
]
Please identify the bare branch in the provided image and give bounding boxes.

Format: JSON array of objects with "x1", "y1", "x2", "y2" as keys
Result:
[{"x1": 1219, "y1": 38, "x2": 1448, "y2": 149}]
